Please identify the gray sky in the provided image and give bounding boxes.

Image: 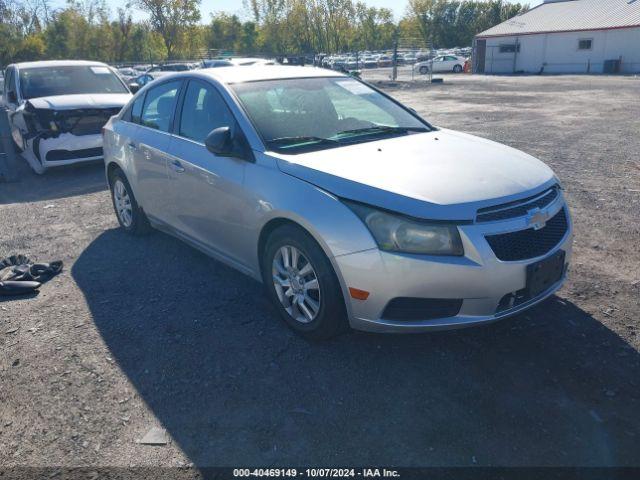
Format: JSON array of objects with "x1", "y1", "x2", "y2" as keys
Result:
[{"x1": 52, "y1": 0, "x2": 544, "y2": 22}]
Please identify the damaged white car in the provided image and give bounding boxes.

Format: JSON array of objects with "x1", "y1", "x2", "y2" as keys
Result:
[{"x1": 2, "y1": 60, "x2": 131, "y2": 174}]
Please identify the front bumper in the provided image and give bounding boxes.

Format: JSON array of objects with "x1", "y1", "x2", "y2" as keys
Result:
[
  {"x1": 22, "y1": 133, "x2": 103, "y2": 173},
  {"x1": 334, "y1": 201, "x2": 573, "y2": 333}
]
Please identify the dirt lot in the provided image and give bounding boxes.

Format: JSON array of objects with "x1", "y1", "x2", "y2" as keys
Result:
[{"x1": 1, "y1": 75, "x2": 639, "y2": 471}]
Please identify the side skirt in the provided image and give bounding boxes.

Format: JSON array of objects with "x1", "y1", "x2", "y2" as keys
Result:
[{"x1": 146, "y1": 214, "x2": 262, "y2": 282}]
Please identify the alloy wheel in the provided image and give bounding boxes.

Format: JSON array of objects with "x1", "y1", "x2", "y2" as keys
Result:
[
  {"x1": 272, "y1": 245, "x2": 321, "y2": 323},
  {"x1": 113, "y1": 179, "x2": 133, "y2": 228}
]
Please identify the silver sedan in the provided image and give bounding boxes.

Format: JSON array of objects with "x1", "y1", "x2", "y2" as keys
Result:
[{"x1": 103, "y1": 66, "x2": 572, "y2": 339}]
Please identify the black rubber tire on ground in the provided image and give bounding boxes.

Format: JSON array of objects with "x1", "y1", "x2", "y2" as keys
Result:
[
  {"x1": 453, "y1": 64, "x2": 463, "y2": 73},
  {"x1": 108, "y1": 168, "x2": 151, "y2": 236},
  {"x1": 262, "y1": 224, "x2": 349, "y2": 340},
  {"x1": 419, "y1": 66, "x2": 429, "y2": 75}
]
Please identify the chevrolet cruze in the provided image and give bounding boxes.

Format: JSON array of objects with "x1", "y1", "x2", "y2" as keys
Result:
[{"x1": 103, "y1": 66, "x2": 572, "y2": 339}]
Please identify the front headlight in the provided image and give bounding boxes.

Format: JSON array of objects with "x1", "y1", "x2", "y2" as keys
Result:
[{"x1": 344, "y1": 201, "x2": 464, "y2": 256}]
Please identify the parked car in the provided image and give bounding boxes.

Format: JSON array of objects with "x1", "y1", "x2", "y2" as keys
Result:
[
  {"x1": 414, "y1": 55, "x2": 465, "y2": 74},
  {"x1": 361, "y1": 55, "x2": 379, "y2": 69},
  {"x1": 377, "y1": 55, "x2": 393, "y2": 67},
  {"x1": 129, "y1": 71, "x2": 175, "y2": 92},
  {"x1": 147, "y1": 63, "x2": 193, "y2": 73},
  {"x1": 201, "y1": 59, "x2": 234, "y2": 68},
  {"x1": 3, "y1": 60, "x2": 131, "y2": 174},
  {"x1": 103, "y1": 66, "x2": 572, "y2": 339},
  {"x1": 228, "y1": 57, "x2": 276, "y2": 66},
  {"x1": 117, "y1": 67, "x2": 138, "y2": 83}
]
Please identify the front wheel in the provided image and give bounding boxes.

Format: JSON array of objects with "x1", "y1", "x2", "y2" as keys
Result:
[
  {"x1": 419, "y1": 66, "x2": 429, "y2": 75},
  {"x1": 453, "y1": 64, "x2": 463, "y2": 73},
  {"x1": 262, "y1": 225, "x2": 349, "y2": 340},
  {"x1": 109, "y1": 169, "x2": 150, "y2": 235}
]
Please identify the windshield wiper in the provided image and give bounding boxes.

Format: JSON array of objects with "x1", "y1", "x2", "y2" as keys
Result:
[
  {"x1": 336, "y1": 125, "x2": 429, "y2": 137},
  {"x1": 267, "y1": 136, "x2": 340, "y2": 149}
]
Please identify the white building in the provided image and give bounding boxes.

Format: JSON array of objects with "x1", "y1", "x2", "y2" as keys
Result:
[{"x1": 474, "y1": 0, "x2": 640, "y2": 74}]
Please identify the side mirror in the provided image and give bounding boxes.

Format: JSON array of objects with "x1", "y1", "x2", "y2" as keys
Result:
[
  {"x1": 205, "y1": 126, "x2": 232, "y2": 156},
  {"x1": 7, "y1": 91, "x2": 17, "y2": 104},
  {"x1": 128, "y1": 82, "x2": 140, "y2": 94},
  {"x1": 205, "y1": 126, "x2": 255, "y2": 162}
]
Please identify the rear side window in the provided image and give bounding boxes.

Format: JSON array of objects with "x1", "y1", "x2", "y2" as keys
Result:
[
  {"x1": 140, "y1": 81, "x2": 181, "y2": 132},
  {"x1": 178, "y1": 81, "x2": 234, "y2": 143},
  {"x1": 131, "y1": 95, "x2": 144, "y2": 124},
  {"x1": 121, "y1": 94, "x2": 144, "y2": 123}
]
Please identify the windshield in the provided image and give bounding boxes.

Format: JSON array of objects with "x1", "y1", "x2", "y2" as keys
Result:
[
  {"x1": 19, "y1": 65, "x2": 129, "y2": 99},
  {"x1": 232, "y1": 77, "x2": 431, "y2": 153}
]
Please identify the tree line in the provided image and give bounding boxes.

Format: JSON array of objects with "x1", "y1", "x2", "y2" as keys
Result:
[{"x1": 0, "y1": 0, "x2": 528, "y2": 65}]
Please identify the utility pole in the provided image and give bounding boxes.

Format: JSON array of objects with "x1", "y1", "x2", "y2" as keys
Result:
[{"x1": 392, "y1": 27, "x2": 399, "y2": 81}]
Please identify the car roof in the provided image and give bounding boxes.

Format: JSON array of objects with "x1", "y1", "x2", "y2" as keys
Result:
[
  {"x1": 191, "y1": 66, "x2": 345, "y2": 84},
  {"x1": 12, "y1": 60, "x2": 110, "y2": 69}
]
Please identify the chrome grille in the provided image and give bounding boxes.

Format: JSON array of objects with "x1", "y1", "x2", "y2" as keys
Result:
[{"x1": 476, "y1": 186, "x2": 559, "y2": 223}]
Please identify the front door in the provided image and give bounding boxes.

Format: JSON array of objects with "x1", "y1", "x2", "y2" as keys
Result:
[{"x1": 167, "y1": 79, "x2": 250, "y2": 267}]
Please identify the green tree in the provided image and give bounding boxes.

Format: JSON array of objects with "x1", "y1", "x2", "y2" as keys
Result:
[
  {"x1": 135, "y1": 0, "x2": 201, "y2": 59},
  {"x1": 14, "y1": 32, "x2": 46, "y2": 61}
]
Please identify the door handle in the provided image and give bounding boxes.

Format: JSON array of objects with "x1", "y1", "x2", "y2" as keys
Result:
[
  {"x1": 127, "y1": 142, "x2": 137, "y2": 150},
  {"x1": 170, "y1": 160, "x2": 185, "y2": 173}
]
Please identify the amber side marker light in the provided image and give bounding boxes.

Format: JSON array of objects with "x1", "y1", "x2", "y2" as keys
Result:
[{"x1": 349, "y1": 287, "x2": 370, "y2": 300}]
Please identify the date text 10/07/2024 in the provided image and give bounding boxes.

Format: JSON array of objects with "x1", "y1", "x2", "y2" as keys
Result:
[{"x1": 233, "y1": 468, "x2": 401, "y2": 478}]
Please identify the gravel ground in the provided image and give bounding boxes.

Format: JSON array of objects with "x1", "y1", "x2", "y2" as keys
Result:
[{"x1": 1, "y1": 75, "x2": 639, "y2": 471}]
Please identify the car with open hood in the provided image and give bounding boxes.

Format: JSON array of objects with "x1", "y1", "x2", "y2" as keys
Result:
[
  {"x1": 102, "y1": 66, "x2": 572, "y2": 339},
  {"x1": 3, "y1": 60, "x2": 131, "y2": 174}
]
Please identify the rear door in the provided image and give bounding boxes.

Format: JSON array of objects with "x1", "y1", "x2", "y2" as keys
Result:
[
  {"x1": 431, "y1": 56, "x2": 445, "y2": 72},
  {"x1": 108, "y1": 92, "x2": 143, "y2": 178},
  {"x1": 132, "y1": 79, "x2": 183, "y2": 223},
  {"x1": 166, "y1": 78, "x2": 249, "y2": 265},
  {"x1": 445, "y1": 56, "x2": 459, "y2": 71}
]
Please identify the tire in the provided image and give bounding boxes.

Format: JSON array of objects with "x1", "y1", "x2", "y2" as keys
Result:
[
  {"x1": 419, "y1": 66, "x2": 429, "y2": 75},
  {"x1": 108, "y1": 168, "x2": 151, "y2": 235},
  {"x1": 262, "y1": 224, "x2": 349, "y2": 340},
  {"x1": 453, "y1": 64, "x2": 463, "y2": 73}
]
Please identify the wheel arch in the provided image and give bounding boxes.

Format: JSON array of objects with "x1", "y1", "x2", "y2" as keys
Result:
[
  {"x1": 106, "y1": 161, "x2": 122, "y2": 184},
  {"x1": 257, "y1": 216, "x2": 337, "y2": 277},
  {"x1": 255, "y1": 215, "x2": 356, "y2": 322}
]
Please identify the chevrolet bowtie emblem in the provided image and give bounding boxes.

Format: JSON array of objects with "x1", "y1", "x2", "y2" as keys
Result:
[{"x1": 527, "y1": 207, "x2": 550, "y2": 230}]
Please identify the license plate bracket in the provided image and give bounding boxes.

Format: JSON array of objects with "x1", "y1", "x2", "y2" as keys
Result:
[{"x1": 526, "y1": 250, "x2": 565, "y2": 298}]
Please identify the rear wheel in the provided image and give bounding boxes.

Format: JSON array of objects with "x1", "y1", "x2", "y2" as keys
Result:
[
  {"x1": 453, "y1": 64, "x2": 463, "y2": 73},
  {"x1": 109, "y1": 169, "x2": 150, "y2": 235},
  {"x1": 262, "y1": 225, "x2": 349, "y2": 340}
]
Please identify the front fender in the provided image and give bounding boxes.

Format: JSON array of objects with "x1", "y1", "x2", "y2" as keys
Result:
[{"x1": 243, "y1": 155, "x2": 378, "y2": 275}]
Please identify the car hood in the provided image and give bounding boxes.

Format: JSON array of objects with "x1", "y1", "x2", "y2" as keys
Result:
[
  {"x1": 26, "y1": 93, "x2": 131, "y2": 110},
  {"x1": 274, "y1": 129, "x2": 556, "y2": 221}
]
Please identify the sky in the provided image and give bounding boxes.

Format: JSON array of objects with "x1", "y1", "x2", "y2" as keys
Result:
[{"x1": 52, "y1": 0, "x2": 545, "y2": 22}]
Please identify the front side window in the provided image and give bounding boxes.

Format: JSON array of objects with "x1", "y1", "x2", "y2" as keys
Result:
[
  {"x1": 18, "y1": 65, "x2": 129, "y2": 99},
  {"x1": 232, "y1": 77, "x2": 429, "y2": 153},
  {"x1": 179, "y1": 81, "x2": 234, "y2": 143},
  {"x1": 140, "y1": 80, "x2": 181, "y2": 132}
]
